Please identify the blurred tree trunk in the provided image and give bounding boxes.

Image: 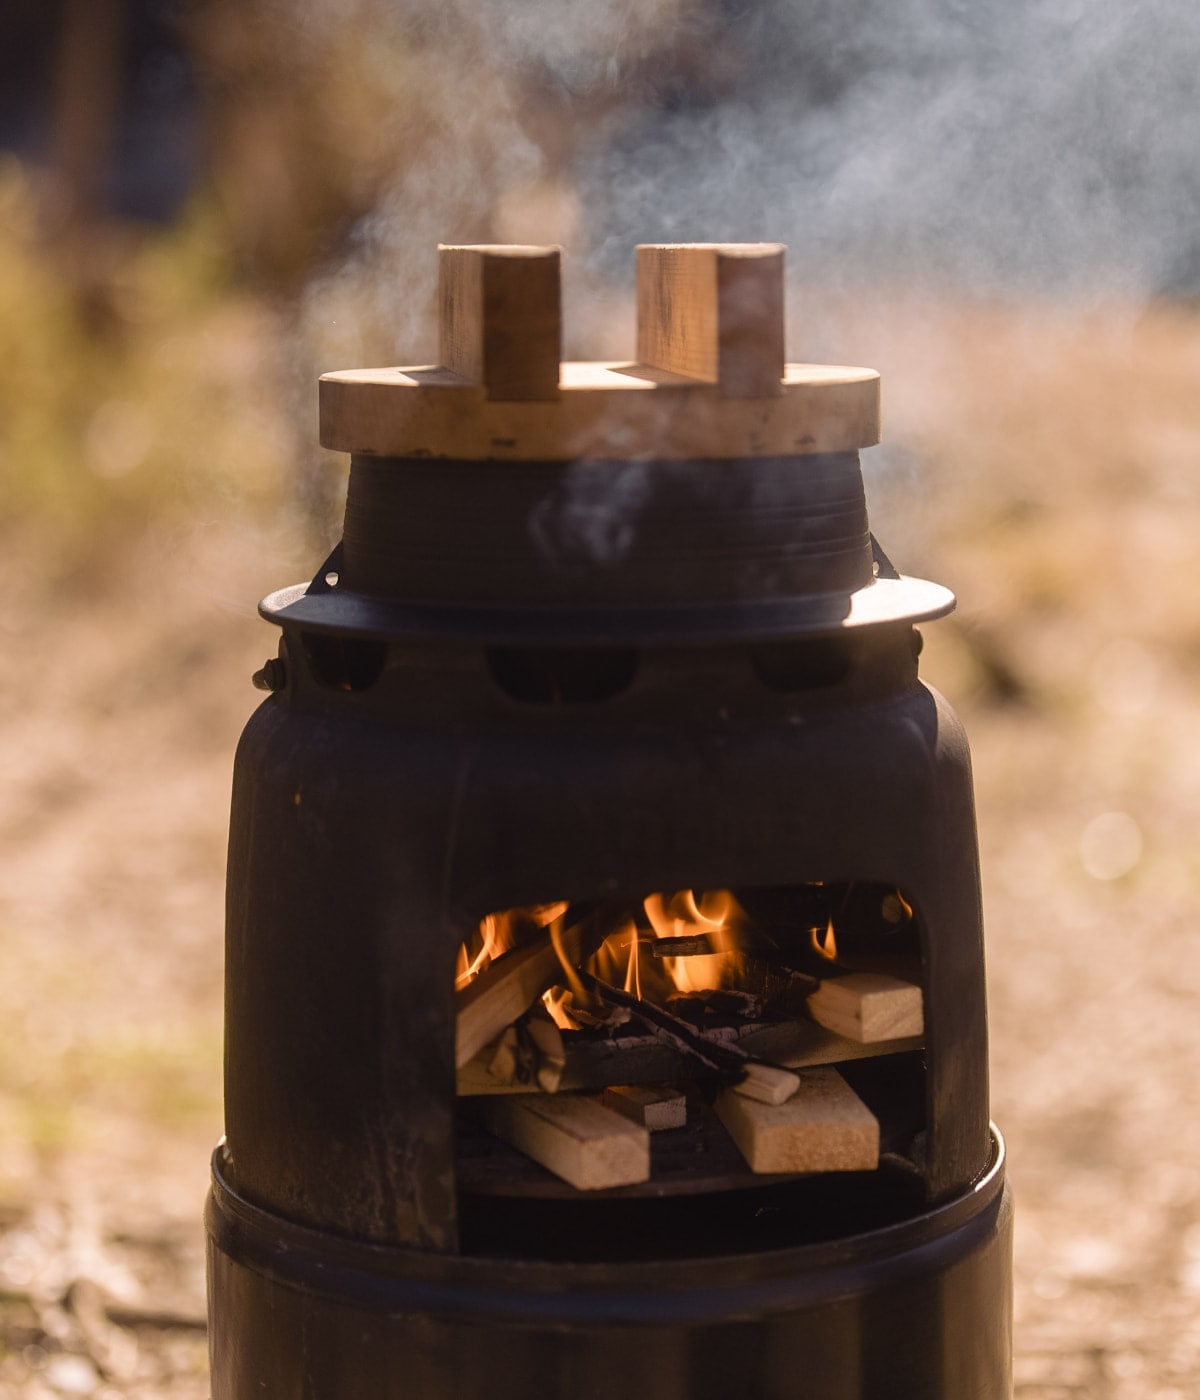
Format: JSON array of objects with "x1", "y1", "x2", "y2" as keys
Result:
[{"x1": 43, "y1": 0, "x2": 129, "y2": 334}]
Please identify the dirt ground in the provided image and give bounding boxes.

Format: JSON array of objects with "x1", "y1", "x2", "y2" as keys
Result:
[{"x1": 2, "y1": 300, "x2": 1200, "y2": 1397}]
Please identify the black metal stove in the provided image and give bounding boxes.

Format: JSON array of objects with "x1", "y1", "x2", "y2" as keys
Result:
[{"x1": 206, "y1": 243, "x2": 1012, "y2": 1399}]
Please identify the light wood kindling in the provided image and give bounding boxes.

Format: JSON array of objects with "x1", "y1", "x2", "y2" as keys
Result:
[
  {"x1": 455, "y1": 916, "x2": 603, "y2": 1069},
  {"x1": 486, "y1": 1026, "x2": 522, "y2": 1085},
  {"x1": 715, "y1": 1066, "x2": 880, "y2": 1174},
  {"x1": 524, "y1": 1016, "x2": 566, "y2": 1093},
  {"x1": 456, "y1": 939, "x2": 563, "y2": 1069},
  {"x1": 734, "y1": 1063, "x2": 800, "y2": 1106},
  {"x1": 438, "y1": 244, "x2": 561, "y2": 402},
  {"x1": 602, "y1": 1083, "x2": 687, "y2": 1130},
  {"x1": 486, "y1": 1017, "x2": 566, "y2": 1093},
  {"x1": 736, "y1": 1019, "x2": 923, "y2": 1069},
  {"x1": 805, "y1": 973, "x2": 925, "y2": 1044},
  {"x1": 479, "y1": 1094, "x2": 650, "y2": 1190},
  {"x1": 636, "y1": 244, "x2": 785, "y2": 397}
]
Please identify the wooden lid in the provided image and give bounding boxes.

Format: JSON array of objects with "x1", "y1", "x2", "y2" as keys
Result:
[{"x1": 319, "y1": 244, "x2": 881, "y2": 461}]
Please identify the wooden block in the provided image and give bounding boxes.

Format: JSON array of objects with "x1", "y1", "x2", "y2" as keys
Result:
[
  {"x1": 602, "y1": 1084, "x2": 687, "y2": 1131},
  {"x1": 636, "y1": 244, "x2": 785, "y2": 397},
  {"x1": 486, "y1": 1026, "x2": 522, "y2": 1084},
  {"x1": 734, "y1": 1063, "x2": 800, "y2": 1106},
  {"x1": 485, "y1": 1017, "x2": 566, "y2": 1092},
  {"x1": 715, "y1": 1067, "x2": 879, "y2": 1174},
  {"x1": 805, "y1": 973, "x2": 924, "y2": 1044},
  {"x1": 321, "y1": 238, "x2": 886, "y2": 460},
  {"x1": 736, "y1": 1019, "x2": 924, "y2": 1070},
  {"x1": 318, "y1": 360, "x2": 881, "y2": 460},
  {"x1": 438, "y1": 244, "x2": 561, "y2": 401},
  {"x1": 455, "y1": 912, "x2": 611, "y2": 1069},
  {"x1": 456, "y1": 938, "x2": 563, "y2": 1068},
  {"x1": 525, "y1": 1016, "x2": 566, "y2": 1093},
  {"x1": 479, "y1": 1094, "x2": 650, "y2": 1190}
]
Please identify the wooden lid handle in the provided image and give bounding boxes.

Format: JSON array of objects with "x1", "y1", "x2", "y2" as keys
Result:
[
  {"x1": 636, "y1": 243, "x2": 785, "y2": 397},
  {"x1": 438, "y1": 244, "x2": 562, "y2": 401},
  {"x1": 322, "y1": 240, "x2": 881, "y2": 460}
]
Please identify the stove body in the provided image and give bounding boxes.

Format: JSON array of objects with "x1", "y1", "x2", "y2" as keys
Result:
[{"x1": 207, "y1": 244, "x2": 1012, "y2": 1399}]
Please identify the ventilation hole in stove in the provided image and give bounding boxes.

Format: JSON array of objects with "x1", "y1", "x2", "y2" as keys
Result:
[
  {"x1": 300, "y1": 632, "x2": 388, "y2": 692},
  {"x1": 486, "y1": 647, "x2": 639, "y2": 704},
  {"x1": 750, "y1": 637, "x2": 853, "y2": 692}
]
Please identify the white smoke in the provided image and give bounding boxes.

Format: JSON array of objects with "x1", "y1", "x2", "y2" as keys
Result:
[
  {"x1": 573, "y1": 0, "x2": 1200, "y2": 299},
  {"x1": 298, "y1": 0, "x2": 1200, "y2": 388},
  {"x1": 529, "y1": 459, "x2": 653, "y2": 570}
]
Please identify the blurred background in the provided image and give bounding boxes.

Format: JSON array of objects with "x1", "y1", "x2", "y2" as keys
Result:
[{"x1": 2, "y1": 1, "x2": 1200, "y2": 1396}]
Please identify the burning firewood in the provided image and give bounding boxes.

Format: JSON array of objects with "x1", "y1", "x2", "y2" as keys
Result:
[
  {"x1": 648, "y1": 933, "x2": 715, "y2": 957},
  {"x1": 479, "y1": 1094, "x2": 650, "y2": 1190},
  {"x1": 574, "y1": 968, "x2": 800, "y2": 1105},
  {"x1": 455, "y1": 906, "x2": 620, "y2": 1068},
  {"x1": 457, "y1": 1014, "x2": 923, "y2": 1097},
  {"x1": 715, "y1": 1067, "x2": 880, "y2": 1174},
  {"x1": 805, "y1": 973, "x2": 924, "y2": 1044},
  {"x1": 667, "y1": 987, "x2": 767, "y2": 1023},
  {"x1": 601, "y1": 1084, "x2": 687, "y2": 1131}
]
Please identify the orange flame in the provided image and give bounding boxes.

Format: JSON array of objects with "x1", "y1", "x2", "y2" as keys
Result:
[
  {"x1": 455, "y1": 912, "x2": 516, "y2": 989},
  {"x1": 661, "y1": 952, "x2": 728, "y2": 994},
  {"x1": 623, "y1": 926, "x2": 642, "y2": 999},
  {"x1": 460, "y1": 891, "x2": 747, "y2": 1021},
  {"x1": 528, "y1": 901, "x2": 570, "y2": 927},
  {"x1": 549, "y1": 914, "x2": 589, "y2": 1003},
  {"x1": 810, "y1": 917, "x2": 838, "y2": 961},
  {"x1": 587, "y1": 920, "x2": 641, "y2": 992},
  {"x1": 542, "y1": 985, "x2": 579, "y2": 1030},
  {"x1": 454, "y1": 901, "x2": 568, "y2": 991},
  {"x1": 647, "y1": 890, "x2": 742, "y2": 994}
]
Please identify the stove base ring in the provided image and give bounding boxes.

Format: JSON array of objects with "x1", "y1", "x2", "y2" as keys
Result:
[{"x1": 206, "y1": 1126, "x2": 1011, "y2": 1400}]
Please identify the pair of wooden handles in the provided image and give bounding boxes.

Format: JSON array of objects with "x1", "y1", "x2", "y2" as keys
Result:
[
  {"x1": 319, "y1": 242, "x2": 879, "y2": 459},
  {"x1": 439, "y1": 242, "x2": 786, "y2": 401}
]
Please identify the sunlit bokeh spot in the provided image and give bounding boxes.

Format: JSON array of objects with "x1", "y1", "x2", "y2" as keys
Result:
[{"x1": 1079, "y1": 811, "x2": 1142, "y2": 881}]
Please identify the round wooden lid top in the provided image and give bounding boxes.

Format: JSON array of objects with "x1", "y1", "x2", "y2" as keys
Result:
[{"x1": 319, "y1": 244, "x2": 881, "y2": 461}]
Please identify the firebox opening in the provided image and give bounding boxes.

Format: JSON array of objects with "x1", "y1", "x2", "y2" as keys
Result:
[
  {"x1": 300, "y1": 632, "x2": 388, "y2": 692},
  {"x1": 453, "y1": 882, "x2": 928, "y2": 1262},
  {"x1": 486, "y1": 646, "x2": 640, "y2": 704}
]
